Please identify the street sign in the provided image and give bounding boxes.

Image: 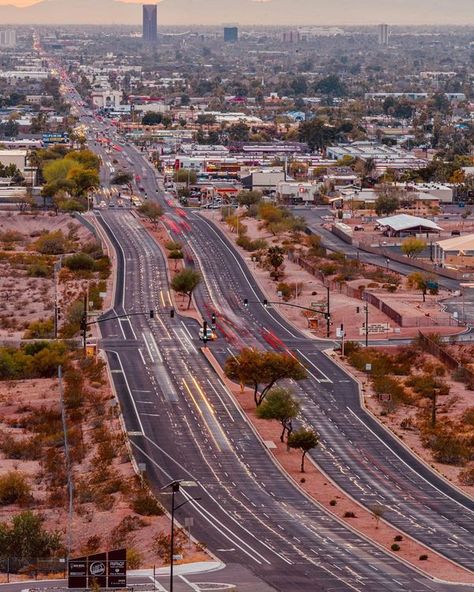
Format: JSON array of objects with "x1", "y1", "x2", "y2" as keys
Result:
[{"x1": 68, "y1": 549, "x2": 126, "y2": 589}]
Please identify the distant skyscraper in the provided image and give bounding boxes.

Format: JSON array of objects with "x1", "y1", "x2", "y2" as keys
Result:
[
  {"x1": 224, "y1": 27, "x2": 238, "y2": 43},
  {"x1": 378, "y1": 23, "x2": 389, "y2": 46},
  {"x1": 142, "y1": 4, "x2": 157, "y2": 44},
  {"x1": 0, "y1": 30, "x2": 16, "y2": 48}
]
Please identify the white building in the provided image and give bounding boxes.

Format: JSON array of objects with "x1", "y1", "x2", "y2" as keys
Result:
[
  {"x1": 91, "y1": 90, "x2": 123, "y2": 109},
  {"x1": 378, "y1": 24, "x2": 389, "y2": 46},
  {"x1": 276, "y1": 181, "x2": 322, "y2": 204}
]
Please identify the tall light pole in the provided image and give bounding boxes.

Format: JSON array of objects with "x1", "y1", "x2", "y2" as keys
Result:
[{"x1": 162, "y1": 480, "x2": 199, "y2": 592}]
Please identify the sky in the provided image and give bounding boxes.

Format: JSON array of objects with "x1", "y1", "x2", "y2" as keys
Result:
[{"x1": 0, "y1": 0, "x2": 472, "y2": 25}]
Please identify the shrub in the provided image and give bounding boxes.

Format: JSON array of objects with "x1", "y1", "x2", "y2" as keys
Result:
[
  {"x1": 320, "y1": 263, "x2": 337, "y2": 276},
  {"x1": 419, "y1": 554, "x2": 428, "y2": 561},
  {"x1": 405, "y1": 374, "x2": 449, "y2": 398},
  {"x1": 0, "y1": 511, "x2": 63, "y2": 559},
  {"x1": 0, "y1": 471, "x2": 32, "y2": 506},
  {"x1": 329, "y1": 499, "x2": 337, "y2": 506},
  {"x1": 27, "y1": 263, "x2": 51, "y2": 278},
  {"x1": 0, "y1": 434, "x2": 42, "y2": 460},
  {"x1": 24, "y1": 319, "x2": 54, "y2": 339},
  {"x1": 126, "y1": 548, "x2": 143, "y2": 569},
  {"x1": 343, "y1": 511, "x2": 356, "y2": 518},
  {"x1": 372, "y1": 376, "x2": 412, "y2": 405},
  {"x1": 110, "y1": 515, "x2": 146, "y2": 548},
  {"x1": 276, "y1": 282, "x2": 292, "y2": 301},
  {"x1": 459, "y1": 466, "x2": 474, "y2": 486},
  {"x1": 152, "y1": 529, "x2": 187, "y2": 562},
  {"x1": 34, "y1": 231, "x2": 67, "y2": 255},
  {"x1": 131, "y1": 489, "x2": 164, "y2": 516},
  {"x1": 394, "y1": 535, "x2": 403, "y2": 542},
  {"x1": 64, "y1": 253, "x2": 95, "y2": 271},
  {"x1": 426, "y1": 430, "x2": 470, "y2": 465},
  {"x1": 391, "y1": 543, "x2": 400, "y2": 552}
]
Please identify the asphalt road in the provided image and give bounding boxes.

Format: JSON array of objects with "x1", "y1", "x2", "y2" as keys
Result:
[
  {"x1": 53, "y1": 70, "x2": 474, "y2": 590},
  {"x1": 108, "y1": 135, "x2": 474, "y2": 565},
  {"x1": 96, "y1": 208, "x2": 471, "y2": 592}
]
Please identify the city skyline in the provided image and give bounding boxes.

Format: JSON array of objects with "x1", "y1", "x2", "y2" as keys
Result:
[{"x1": 0, "y1": 0, "x2": 472, "y2": 25}]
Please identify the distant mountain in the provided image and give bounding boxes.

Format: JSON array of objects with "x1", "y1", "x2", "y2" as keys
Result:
[{"x1": 0, "y1": 0, "x2": 472, "y2": 26}]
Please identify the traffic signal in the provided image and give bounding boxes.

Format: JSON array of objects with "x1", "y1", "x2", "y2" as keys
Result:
[
  {"x1": 57, "y1": 308, "x2": 61, "y2": 321},
  {"x1": 263, "y1": 299, "x2": 268, "y2": 307},
  {"x1": 170, "y1": 309, "x2": 175, "y2": 318},
  {"x1": 202, "y1": 320, "x2": 208, "y2": 343},
  {"x1": 211, "y1": 313, "x2": 216, "y2": 324},
  {"x1": 150, "y1": 310, "x2": 154, "y2": 319},
  {"x1": 356, "y1": 307, "x2": 360, "y2": 313},
  {"x1": 243, "y1": 298, "x2": 249, "y2": 308}
]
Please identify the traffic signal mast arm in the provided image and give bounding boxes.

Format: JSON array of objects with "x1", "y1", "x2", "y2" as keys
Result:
[{"x1": 243, "y1": 299, "x2": 330, "y2": 318}]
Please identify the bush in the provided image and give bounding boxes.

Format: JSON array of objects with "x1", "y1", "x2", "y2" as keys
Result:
[
  {"x1": 419, "y1": 554, "x2": 428, "y2": 561},
  {"x1": 391, "y1": 543, "x2": 400, "y2": 551},
  {"x1": 34, "y1": 231, "x2": 67, "y2": 255},
  {"x1": 24, "y1": 319, "x2": 54, "y2": 339},
  {"x1": 372, "y1": 375, "x2": 412, "y2": 405},
  {"x1": 459, "y1": 466, "x2": 474, "y2": 486},
  {"x1": 126, "y1": 548, "x2": 143, "y2": 569},
  {"x1": 405, "y1": 374, "x2": 449, "y2": 398},
  {"x1": 276, "y1": 282, "x2": 292, "y2": 301},
  {"x1": 0, "y1": 471, "x2": 32, "y2": 506},
  {"x1": 320, "y1": 263, "x2": 337, "y2": 276},
  {"x1": 0, "y1": 511, "x2": 63, "y2": 559},
  {"x1": 0, "y1": 434, "x2": 42, "y2": 460},
  {"x1": 64, "y1": 253, "x2": 95, "y2": 271},
  {"x1": 329, "y1": 499, "x2": 337, "y2": 506},
  {"x1": 343, "y1": 511, "x2": 356, "y2": 518},
  {"x1": 27, "y1": 263, "x2": 51, "y2": 278},
  {"x1": 131, "y1": 489, "x2": 164, "y2": 516},
  {"x1": 426, "y1": 430, "x2": 470, "y2": 465},
  {"x1": 394, "y1": 535, "x2": 403, "y2": 542}
]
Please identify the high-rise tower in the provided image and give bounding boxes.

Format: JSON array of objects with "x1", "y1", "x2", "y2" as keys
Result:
[{"x1": 143, "y1": 4, "x2": 157, "y2": 44}]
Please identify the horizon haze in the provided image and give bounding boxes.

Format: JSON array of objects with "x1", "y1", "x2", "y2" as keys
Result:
[{"x1": 0, "y1": 0, "x2": 473, "y2": 26}]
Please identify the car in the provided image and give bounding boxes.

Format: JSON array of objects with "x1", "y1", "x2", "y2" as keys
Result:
[{"x1": 198, "y1": 327, "x2": 216, "y2": 341}]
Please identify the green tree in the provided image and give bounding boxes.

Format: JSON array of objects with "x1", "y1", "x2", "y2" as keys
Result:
[
  {"x1": 401, "y1": 237, "x2": 426, "y2": 258},
  {"x1": 407, "y1": 272, "x2": 438, "y2": 302},
  {"x1": 168, "y1": 250, "x2": 184, "y2": 270},
  {"x1": 237, "y1": 190, "x2": 262, "y2": 208},
  {"x1": 315, "y1": 75, "x2": 347, "y2": 97},
  {"x1": 171, "y1": 269, "x2": 201, "y2": 309},
  {"x1": 0, "y1": 471, "x2": 31, "y2": 506},
  {"x1": 224, "y1": 348, "x2": 307, "y2": 406},
  {"x1": 256, "y1": 388, "x2": 300, "y2": 442},
  {"x1": 0, "y1": 511, "x2": 62, "y2": 559},
  {"x1": 142, "y1": 112, "x2": 163, "y2": 126},
  {"x1": 138, "y1": 202, "x2": 163, "y2": 225},
  {"x1": 288, "y1": 428, "x2": 319, "y2": 473},
  {"x1": 111, "y1": 171, "x2": 133, "y2": 188},
  {"x1": 375, "y1": 194, "x2": 399, "y2": 216},
  {"x1": 265, "y1": 246, "x2": 285, "y2": 272},
  {"x1": 173, "y1": 169, "x2": 197, "y2": 184},
  {"x1": 34, "y1": 230, "x2": 68, "y2": 255}
]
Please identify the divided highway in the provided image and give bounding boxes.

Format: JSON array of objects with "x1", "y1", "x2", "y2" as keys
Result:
[{"x1": 96, "y1": 208, "x2": 470, "y2": 592}]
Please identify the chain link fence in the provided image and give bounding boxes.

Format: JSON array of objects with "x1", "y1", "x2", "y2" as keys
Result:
[{"x1": 0, "y1": 557, "x2": 67, "y2": 581}]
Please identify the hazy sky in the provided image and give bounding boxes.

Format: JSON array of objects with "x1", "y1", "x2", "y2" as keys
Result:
[{"x1": 0, "y1": 0, "x2": 473, "y2": 25}]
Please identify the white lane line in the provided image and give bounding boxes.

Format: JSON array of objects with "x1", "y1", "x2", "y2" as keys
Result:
[
  {"x1": 297, "y1": 349, "x2": 333, "y2": 383},
  {"x1": 107, "y1": 350, "x2": 144, "y2": 435},
  {"x1": 142, "y1": 332, "x2": 155, "y2": 362},
  {"x1": 207, "y1": 379, "x2": 235, "y2": 423},
  {"x1": 178, "y1": 575, "x2": 200, "y2": 591},
  {"x1": 148, "y1": 331, "x2": 164, "y2": 362},
  {"x1": 132, "y1": 441, "x2": 271, "y2": 565},
  {"x1": 148, "y1": 577, "x2": 167, "y2": 592},
  {"x1": 138, "y1": 348, "x2": 147, "y2": 365},
  {"x1": 119, "y1": 317, "x2": 137, "y2": 340},
  {"x1": 195, "y1": 215, "x2": 299, "y2": 339},
  {"x1": 347, "y1": 407, "x2": 474, "y2": 514}
]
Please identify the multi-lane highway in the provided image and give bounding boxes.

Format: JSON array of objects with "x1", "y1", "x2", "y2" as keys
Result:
[
  {"x1": 96, "y1": 208, "x2": 470, "y2": 592},
  {"x1": 53, "y1": 68, "x2": 474, "y2": 590},
  {"x1": 112, "y1": 139, "x2": 474, "y2": 571}
]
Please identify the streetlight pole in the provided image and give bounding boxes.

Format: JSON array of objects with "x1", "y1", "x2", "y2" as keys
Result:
[
  {"x1": 326, "y1": 285, "x2": 330, "y2": 338},
  {"x1": 162, "y1": 480, "x2": 199, "y2": 592},
  {"x1": 365, "y1": 304, "x2": 369, "y2": 347}
]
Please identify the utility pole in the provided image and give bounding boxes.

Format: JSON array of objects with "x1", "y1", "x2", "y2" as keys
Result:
[
  {"x1": 58, "y1": 366, "x2": 73, "y2": 560},
  {"x1": 53, "y1": 258, "x2": 62, "y2": 339},
  {"x1": 81, "y1": 291, "x2": 88, "y2": 354},
  {"x1": 365, "y1": 304, "x2": 369, "y2": 347},
  {"x1": 326, "y1": 285, "x2": 330, "y2": 338},
  {"x1": 431, "y1": 388, "x2": 439, "y2": 427}
]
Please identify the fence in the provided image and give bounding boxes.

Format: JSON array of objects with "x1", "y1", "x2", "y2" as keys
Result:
[
  {"x1": 417, "y1": 332, "x2": 474, "y2": 385},
  {"x1": 0, "y1": 557, "x2": 67, "y2": 580}
]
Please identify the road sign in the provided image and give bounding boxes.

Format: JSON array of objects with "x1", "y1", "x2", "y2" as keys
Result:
[{"x1": 68, "y1": 549, "x2": 126, "y2": 589}]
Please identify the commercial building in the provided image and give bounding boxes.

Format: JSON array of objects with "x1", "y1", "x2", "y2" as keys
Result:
[
  {"x1": 142, "y1": 4, "x2": 158, "y2": 44},
  {"x1": 376, "y1": 214, "x2": 442, "y2": 237},
  {"x1": 434, "y1": 234, "x2": 474, "y2": 269},
  {"x1": 224, "y1": 27, "x2": 238, "y2": 43},
  {"x1": 0, "y1": 30, "x2": 16, "y2": 48},
  {"x1": 241, "y1": 169, "x2": 286, "y2": 192},
  {"x1": 91, "y1": 90, "x2": 123, "y2": 109},
  {"x1": 378, "y1": 24, "x2": 389, "y2": 46},
  {"x1": 276, "y1": 181, "x2": 322, "y2": 204}
]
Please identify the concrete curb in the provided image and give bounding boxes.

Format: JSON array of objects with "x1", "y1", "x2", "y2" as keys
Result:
[
  {"x1": 199, "y1": 350, "x2": 474, "y2": 585},
  {"x1": 322, "y1": 347, "x2": 474, "y2": 502}
]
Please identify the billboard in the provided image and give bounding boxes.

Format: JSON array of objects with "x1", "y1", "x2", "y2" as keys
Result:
[
  {"x1": 68, "y1": 549, "x2": 126, "y2": 589},
  {"x1": 42, "y1": 132, "x2": 69, "y2": 145}
]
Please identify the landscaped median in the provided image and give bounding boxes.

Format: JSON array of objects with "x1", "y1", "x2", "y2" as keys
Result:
[{"x1": 201, "y1": 346, "x2": 474, "y2": 584}]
